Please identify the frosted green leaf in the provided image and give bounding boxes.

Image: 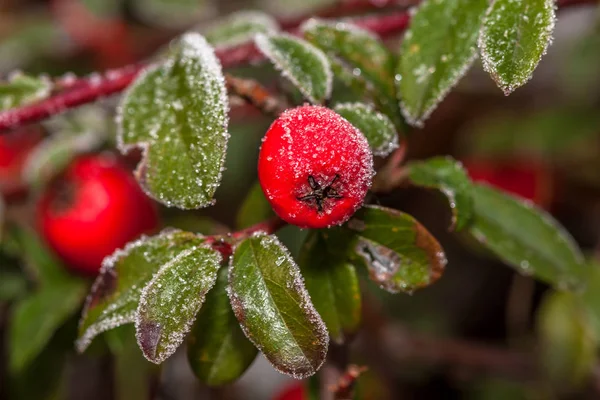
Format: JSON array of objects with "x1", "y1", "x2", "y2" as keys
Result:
[
  {"x1": 407, "y1": 156, "x2": 473, "y2": 231},
  {"x1": 228, "y1": 233, "x2": 328, "y2": 378},
  {"x1": 136, "y1": 244, "x2": 221, "y2": 364},
  {"x1": 334, "y1": 102, "x2": 398, "y2": 157},
  {"x1": 479, "y1": 0, "x2": 555, "y2": 95},
  {"x1": 118, "y1": 33, "x2": 229, "y2": 209},
  {"x1": 346, "y1": 206, "x2": 447, "y2": 293},
  {"x1": 301, "y1": 19, "x2": 402, "y2": 126},
  {"x1": 0, "y1": 73, "x2": 51, "y2": 111},
  {"x1": 469, "y1": 184, "x2": 586, "y2": 290},
  {"x1": 255, "y1": 33, "x2": 332, "y2": 104},
  {"x1": 205, "y1": 11, "x2": 279, "y2": 49},
  {"x1": 76, "y1": 229, "x2": 205, "y2": 353},
  {"x1": 397, "y1": 0, "x2": 488, "y2": 127}
]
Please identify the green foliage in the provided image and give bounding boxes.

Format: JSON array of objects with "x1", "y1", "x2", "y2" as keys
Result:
[
  {"x1": 334, "y1": 102, "x2": 399, "y2": 157},
  {"x1": 205, "y1": 11, "x2": 279, "y2": 49},
  {"x1": 299, "y1": 231, "x2": 361, "y2": 344},
  {"x1": 118, "y1": 33, "x2": 229, "y2": 209},
  {"x1": 479, "y1": 0, "x2": 555, "y2": 95},
  {"x1": 187, "y1": 267, "x2": 258, "y2": 386},
  {"x1": 0, "y1": 73, "x2": 51, "y2": 111},
  {"x1": 397, "y1": 0, "x2": 488, "y2": 126},
  {"x1": 236, "y1": 181, "x2": 274, "y2": 229},
  {"x1": 255, "y1": 33, "x2": 332, "y2": 104},
  {"x1": 408, "y1": 157, "x2": 473, "y2": 231},
  {"x1": 228, "y1": 234, "x2": 328, "y2": 378}
]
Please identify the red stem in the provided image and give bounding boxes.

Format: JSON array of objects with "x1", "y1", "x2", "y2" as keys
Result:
[{"x1": 0, "y1": 0, "x2": 596, "y2": 132}]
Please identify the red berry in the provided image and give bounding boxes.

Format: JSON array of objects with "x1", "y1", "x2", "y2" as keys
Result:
[
  {"x1": 37, "y1": 154, "x2": 159, "y2": 275},
  {"x1": 0, "y1": 127, "x2": 44, "y2": 198},
  {"x1": 464, "y1": 158, "x2": 552, "y2": 208},
  {"x1": 273, "y1": 383, "x2": 306, "y2": 400},
  {"x1": 258, "y1": 105, "x2": 373, "y2": 229}
]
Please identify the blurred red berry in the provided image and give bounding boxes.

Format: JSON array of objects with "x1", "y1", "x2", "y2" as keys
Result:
[
  {"x1": 273, "y1": 383, "x2": 306, "y2": 400},
  {"x1": 463, "y1": 158, "x2": 552, "y2": 208},
  {"x1": 258, "y1": 105, "x2": 374, "y2": 229},
  {"x1": 37, "y1": 154, "x2": 159, "y2": 275},
  {"x1": 0, "y1": 127, "x2": 44, "y2": 198}
]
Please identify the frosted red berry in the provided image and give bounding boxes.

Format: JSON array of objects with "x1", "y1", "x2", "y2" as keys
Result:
[
  {"x1": 258, "y1": 105, "x2": 373, "y2": 229},
  {"x1": 37, "y1": 154, "x2": 159, "y2": 275}
]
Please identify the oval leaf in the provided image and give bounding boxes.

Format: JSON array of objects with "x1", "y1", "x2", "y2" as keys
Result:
[
  {"x1": 334, "y1": 102, "x2": 399, "y2": 157},
  {"x1": 255, "y1": 33, "x2": 332, "y2": 104},
  {"x1": 469, "y1": 183, "x2": 586, "y2": 290},
  {"x1": 299, "y1": 231, "x2": 361, "y2": 344},
  {"x1": 346, "y1": 205, "x2": 447, "y2": 293},
  {"x1": 118, "y1": 33, "x2": 229, "y2": 209},
  {"x1": 301, "y1": 19, "x2": 401, "y2": 126},
  {"x1": 136, "y1": 244, "x2": 221, "y2": 363},
  {"x1": 228, "y1": 234, "x2": 328, "y2": 378},
  {"x1": 205, "y1": 10, "x2": 279, "y2": 49},
  {"x1": 0, "y1": 73, "x2": 51, "y2": 111},
  {"x1": 479, "y1": 0, "x2": 555, "y2": 95},
  {"x1": 76, "y1": 229, "x2": 205, "y2": 353},
  {"x1": 187, "y1": 267, "x2": 258, "y2": 386},
  {"x1": 407, "y1": 156, "x2": 473, "y2": 231},
  {"x1": 397, "y1": 0, "x2": 488, "y2": 126},
  {"x1": 236, "y1": 181, "x2": 274, "y2": 229}
]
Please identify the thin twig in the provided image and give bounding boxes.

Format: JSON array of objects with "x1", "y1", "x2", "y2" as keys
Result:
[
  {"x1": 225, "y1": 74, "x2": 288, "y2": 117},
  {"x1": 330, "y1": 365, "x2": 368, "y2": 400}
]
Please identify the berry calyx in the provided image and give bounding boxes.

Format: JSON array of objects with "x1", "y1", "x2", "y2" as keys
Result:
[
  {"x1": 37, "y1": 154, "x2": 159, "y2": 275},
  {"x1": 258, "y1": 105, "x2": 373, "y2": 229}
]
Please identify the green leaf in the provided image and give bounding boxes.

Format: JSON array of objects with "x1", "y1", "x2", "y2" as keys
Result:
[
  {"x1": 0, "y1": 270, "x2": 27, "y2": 302},
  {"x1": 187, "y1": 267, "x2": 258, "y2": 386},
  {"x1": 236, "y1": 181, "x2": 274, "y2": 229},
  {"x1": 479, "y1": 0, "x2": 555, "y2": 95},
  {"x1": 9, "y1": 278, "x2": 87, "y2": 373},
  {"x1": 0, "y1": 73, "x2": 51, "y2": 111},
  {"x1": 299, "y1": 231, "x2": 361, "y2": 344},
  {"x1": 301, "y1": 19, "x2": 401, "y2": 126},
  {"x1": 397, "y1": 0, "x2": 488, "y2": 126},
  {"x1": 76, "y1": 229, "x2": 205, "y2": 353},
  {"x1": 407, "y1": 156, "x2": 473, "y2": 231},
  {"x1": 205, "y1": 11, "x2": 279, "y2": 49},
  {"x1": 135, "y1": 244, "x2": 221, "y2": 363},
  {"x1": 580, "y1": 259, "x2": 600, "y2": 337},
  {"x1": 334, "y1": 102, "x2": 398, "y2": 157},
  {"x1": 346, "y1": 205, "x2": 446, "y2": 293},
  {"x1": 469, "y1": 184, "x2": 586, "y2": 290},
  {"x1": 228, "y1": 234, "x2": 328, "y2": 378},
  {"x1": 118, "y1": 33, "x2": 229, "y2": 209},
  {"x1": 537, "y1": 291, "x2": 597, "y2": 389},
  {"x1": 255, "y1": 33, "x2": 332, "y2": 104}
]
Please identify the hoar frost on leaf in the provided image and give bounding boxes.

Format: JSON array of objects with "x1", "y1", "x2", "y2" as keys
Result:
[
  {"x1": 117, "y1": 33, "x2": 229, "y2": 209},
  {"x1": 255, "y1": 33, "x2": 332, "y2": 104},
  {"x1": 397, "y1": 0, "x2": 489, "y2": 127},
  {"x1": 478, "y1": 0, "x2": 556, "y2": 95},
  {"x1": 0, "y1": 72, "x2": 52, "y2": 112},
  {"x1": 135, "y1": 244, "x2": 221, "y2": 364},
  {"x1": 204, "y1": 10, "x2": 279, "y2": 49},
  {"x1": 76, "y1": 229, "x2": 205, "y2": 353},
  {"x1": 227, "y1": 233, "x2": 329, "y2": 379}
]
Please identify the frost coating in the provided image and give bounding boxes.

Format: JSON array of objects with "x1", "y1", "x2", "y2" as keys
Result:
[
  {"x1": 478, "y1": 0, "x2": 556, "y2": 95},
  {"x1": 227, "y1": 233, "x2": 329, "y2": 378},
  {"x1": 255, "y1": 33, "x2": 332, "y2": 104},
  {"x1": 117, "y1": 33, "x2": 229, "y2": 209},
  {"x1": 397, "y1": 0, "x2": 489, "y2": 127},
  {"x1": 204, "y1": 10, "x2": 279, "y2": 49},
  {"x1": 76, "y1": 229, "x2": 205, "y2": 353},
  {"x1": 334, "y1": 102, "x2": 399, "y2": 156},
  {"x1": 135, "y1": 244, "x2": 221, "y2": 364}
]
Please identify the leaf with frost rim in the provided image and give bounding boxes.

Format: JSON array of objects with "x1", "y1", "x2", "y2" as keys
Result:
[
  {"x1": 117, "y1": 33, "x2": 229, "y2": 209},
  {"x1": 478, "y1": 0, "x2": 556, "y2": 95},
  {"x1": 204, "y1": 10, "x2": 279, "y2": 49},
  {"x1": 135, "y1": 244, "x2": 221, "y2": 364},
  {"x1": 0, "y1": 73, "x2": 52, "y2": 111},
  {"x1": 76, "y1": 229, "x2": 204, "y2": 353},
  {"x1": 255, "y1": 32, "x2": 333, "y2": 104},
  {"x1": 397, "y1": 0, "x2": 489, "y2": 127},
  {"x1": 227, "y1": 233, "x2": 329, "y2": 378},
  {"x1": 334, "y1": 102, "x2": 399, "y2": 157}
]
